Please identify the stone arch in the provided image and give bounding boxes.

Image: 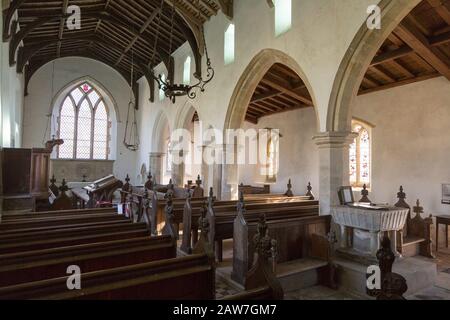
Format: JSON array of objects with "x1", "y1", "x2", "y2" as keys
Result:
[
  {"x1": 221, "y1": 48, "x2": 319, "y2": 199},
  {"x1": 224, "y1": 48, "x2": 319, "y2": 130},
  {"x1": 327, "y1": 0, "x2": 421, "y2": 132}
]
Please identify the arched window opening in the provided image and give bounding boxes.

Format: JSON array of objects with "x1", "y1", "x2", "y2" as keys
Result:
[
  {"x1": 350, "y1": 120, "x2": 372, "y2": 188},
  {"x1": 56, "y1": 82, "x2": 110, "y2": 160},
  {"x1": 183, "y1": 56, "x2": 191, "y2": 85},
  {"x1": 224, "y1": 23, "x2": 235, "y2": 65},
  {"x1": 274, "y1": 0, "x2": 292, "y2": 37},
  {"x1": 159, "y1": 74, "x2": 166, "y2": 101}
]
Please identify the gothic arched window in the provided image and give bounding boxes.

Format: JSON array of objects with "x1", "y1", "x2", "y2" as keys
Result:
[
  {"x1": 349, "y1": 120, "x2": 372, "y2": 188},
  {"x1": 57, "y1": 82, "x2": 110, "y2": 160}
]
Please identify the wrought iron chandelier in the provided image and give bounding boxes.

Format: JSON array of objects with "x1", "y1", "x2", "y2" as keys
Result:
[{"x1": 151, "y1": 0, "x2": 214, "y2": 103}]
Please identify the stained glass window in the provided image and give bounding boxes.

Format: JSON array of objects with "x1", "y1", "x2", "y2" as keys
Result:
[
  {"x1": 349, "y1": 120, "x2": 372, "y2": 188},
  {"x1": 159, "y1": 74, "x2": 166, "y2": 101},
  {"x1": 56, "y1": 82, "x2": 110, "y2": 160}
]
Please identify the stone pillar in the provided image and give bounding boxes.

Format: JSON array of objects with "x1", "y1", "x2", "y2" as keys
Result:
[
  {"x1": 313, "y1": 131, "x2": 356, "y2": 215},
  {"x1": 171, "y1": 150, "x2": 185, "y2": 187},
  {"x1": 221, "y1": 143, "x2": 239, "y2": 201},
  {"x1": 149, "y1": 152, "x2": 164, "y2": 185}
]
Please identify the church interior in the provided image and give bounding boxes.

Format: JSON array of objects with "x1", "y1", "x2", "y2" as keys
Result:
[{"x1": 1, "y1": 0, "x2": 450, "y2": 301}]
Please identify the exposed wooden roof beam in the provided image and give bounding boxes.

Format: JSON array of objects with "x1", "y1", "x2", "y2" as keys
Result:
[
  {"x1": 57, "y1": 0, "x2": 69, "y2": 57},
  {"x1": 214, "y1": 0, "x2": 233, "y2": 19},
  {"x1": 115, "y1": 7, "x2": 161, "y2": 66},
  {"x1": 251, "y1": 90, "x2": 281, "y2": 103},
  {"x1": 260, "y1": 75, "x2": 313, "y2": 105},
  {"x1": 427, "y1": 0, "x2": 450, "y2": 26},
  {"x1": 359, "y1": 73, "x2": 441, "y2": 95},
  {"x1": 394, "y1": 20, "x2": 450, "y2": 81},
  {"x1": 371, "y1": 31, "x2": 450, "y2": 66}
]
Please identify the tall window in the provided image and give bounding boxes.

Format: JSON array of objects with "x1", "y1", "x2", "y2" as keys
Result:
[
  {"x1": 274, "y1": 0, "x2": 292, "y2": 37},
  {"x1": 349, "y1": 120, "x2": 372, "y2": 188},
  {"x1": 183, "y1": 56, "x2": 191, "y2": 85},
  {"x1": 57, "y1": 82, "x2": 110, "y2": 160},
  {"x1": 159, "y1": 74, "x2": 166, "y2": 101},
  {"x1": 224, "y1": 23, "x2": 235, "y2": 65}
]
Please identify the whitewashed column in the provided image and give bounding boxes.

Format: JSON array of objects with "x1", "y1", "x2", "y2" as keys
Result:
[
  {"x1": 171, "y1": 150, "x2": 185, "y2": 187},
  {"x1": 313, "y1": 131, "x2": 356, "y2": 215},
  {"x1": 149, "y1": 152, "x2": 164, "y2": 185},
  {"x1": 221, "y1": 143, "x2": 239, "y2": 201}
]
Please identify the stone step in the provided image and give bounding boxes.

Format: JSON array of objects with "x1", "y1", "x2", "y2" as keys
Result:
[
  {"x1": 334, "y1": 256, "x2": 437, "y2": 298},
  {"x1": 216, "y1": 258, "x2": 329, "y2": 293}
]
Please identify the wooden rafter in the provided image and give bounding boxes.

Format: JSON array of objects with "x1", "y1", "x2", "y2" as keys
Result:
[
  {"x1": 361, "y1": 0, "x2": 450, "y2": 94},
  {"x1": 394, "y1": 19, "x2": 450, "y2": 81}
]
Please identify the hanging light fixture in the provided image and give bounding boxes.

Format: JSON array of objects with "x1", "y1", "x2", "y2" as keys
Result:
[
  {"x1": 151, "y1": 0, "x2": 214, "y2": 103},
  {"x1": 123, "y1": 45, "x2": 140, "y2": 151}
]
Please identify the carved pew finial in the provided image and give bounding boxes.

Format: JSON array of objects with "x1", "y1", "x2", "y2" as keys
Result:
[
  {"x1": 196, "y1": 174, "x2": 202, "y2": 186},
  {"x1": 285, "y1": 179, "x2": 294, "y2": 197},
  {"x1": 208, "y1": 187, "x2": 214, "y2": 207},
  {"x1": 413, "y1": 199, "x2": 423, "y2": 217},
  {"x1": 253, "y1": 215, "x2": 277, "y2": 264},
  {"x1": 123, "y1": 174, "x2": 131, "y2": 192},
  {"x1": 49, "y1": 175, "x2": 59, "y2": 197},
  {"x1": 59, "y1": 179, "x2": 69, "y2": 193},
  {"x1": 359, "y1": 184, "x2": 371, "y2": 203},
  {"x1": 192, "y1": 200, "x2": 214, "y2": 257},
  {"x1": 306, "y1": 182, "x2": 315, "y2": 200},
  {"x1": 237, "y1": 190, "x2": 245, "y2": 211},
  {"x1": 145, "y1": 173, "x2": 154, "y2": 190},
  {"x1": 162, "y1": 192, "x2": 178, "y2": 240},
  {"x1": 370, "y1": 235, "x2": 408, "y2": 300},
  {"x1": 395, "y1": 185, "x2": 409, "y2": 208}
]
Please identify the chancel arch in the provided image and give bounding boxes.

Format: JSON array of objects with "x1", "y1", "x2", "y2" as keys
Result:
[{"x1": 223, "y1": 49, "x2": 318, "y2": 200}]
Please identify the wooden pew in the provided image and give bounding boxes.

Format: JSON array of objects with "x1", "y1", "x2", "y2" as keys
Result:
[
  {"x1": 179, "y1": 189, "x2": 312, "y2": 252},
  {"x1": 180, "y1": 191, "x2": 315, "y2": 253},
  {"x1": 0, "y1": 221, "x2": 215, "y2": 300},
  {"x1": 0, "y1": 235, "x2": 176, "y2": 287},
  {"x1": 0, "y1": 212, "x2": 127, "y2": 231},
  {"x1": 394, "y1": 187, "x2": 434, "y2": 258},
  {"x1": 231, "y1": 197, "x2": 330, "y2": 285},
  {"x1": 221, "y1": 215, "x2": 284, "y2": 300},
  {"x1": 0, "y1": 223, "x2": 150, "y2": 254},
  {"x1": 2, "y1": 207, "x2": 116, "y2": 221},
  {"x1": 197, "y1": 193, "x2": 320, "y2": 261}
]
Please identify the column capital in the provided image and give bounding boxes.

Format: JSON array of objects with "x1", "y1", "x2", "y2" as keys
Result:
[
  {"x1": 149, "y1": 152, "x2": 165, "y2": 157},
  {"x1": 313, "y1": 131, "x2": 357, "y2": 148}
]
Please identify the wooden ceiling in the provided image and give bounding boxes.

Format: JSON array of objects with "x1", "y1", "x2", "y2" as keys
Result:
[
  {"x1": 245, "y1": 63, "x2": 313, "y2": 124},
  {"x1": 3, "y1": 0, "x2": 233, "y2": 98},
  {"x1": 359, "y1": 0, "x2": 450, "y2": 95}
]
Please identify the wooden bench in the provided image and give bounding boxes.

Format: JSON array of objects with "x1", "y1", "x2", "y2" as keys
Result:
[
  {"x1": 0, "y1": 223, "x2": 150, "y2": 254},
  {"x1": 394, "y1": 187, "x2": 434, "y2": 258},
  {"x1": 2, "y1": 207, "x2": 116, "y2": 221},
  {"x1": 231, "y1": 199, "x2": 330, "y2": 285},
  {"x1": 72, "y1": 175, "x2": 123, "y2": 209},
  {"x1": 0, "y1": 212, "x2": 127, "y2": 231},
  {"x1": 0, "y1": 235, "x2": 176, "y2": 287},
  {"x1": 180, "y1": 191, "x2": 313, "y2": 253},
  {"x1": 0, "y1": 227, "x2": 214, "y2": 300}
]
